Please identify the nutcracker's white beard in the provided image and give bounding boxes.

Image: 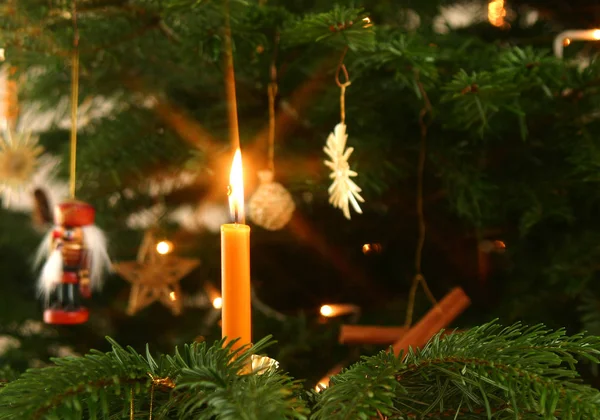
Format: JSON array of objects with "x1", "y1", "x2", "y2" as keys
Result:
[
  {"x1": 37, "y1": 249, "x2": 63, "y2": 299},
  {"x1": 34, "y1": 225, "x2": 112, "y2": 299}
]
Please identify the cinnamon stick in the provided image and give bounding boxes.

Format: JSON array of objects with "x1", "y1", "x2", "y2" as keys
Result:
[
  {"x1": 317, "y1": 287, "x2": 470, "y2": 388},
  {"x1": 392, "y1": 287, "x2": 470, "y2": 357},
  {"x1": 339, "y1": 325, "x2": 407, "y2": 345}
]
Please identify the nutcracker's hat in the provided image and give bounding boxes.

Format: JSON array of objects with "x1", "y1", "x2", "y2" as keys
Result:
[{"x1": 54, "y1": 200, "x2": 95, "y2": 227}]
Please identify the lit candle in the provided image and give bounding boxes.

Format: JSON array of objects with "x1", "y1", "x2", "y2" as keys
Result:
[
  {"x1": 221, "y1": 148, "x2": 251, "y2": 350},
  {"x1": 554, "y1": 29, "x2": 600, "y2": 58}
]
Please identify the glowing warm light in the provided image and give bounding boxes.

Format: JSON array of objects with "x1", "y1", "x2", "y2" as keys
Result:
[
  {"x1": 488, "y1": 0, "x2": 506, "y2": 28},
  {"x1": 554, "y1": 30, "x2": 600, "y2": 58},
  {"x1": 494, "y1": 240, "x2": 506, "y2": 249},
  {"x1": 320, "y1": 305, "x2": 333, "y2": 317},
  {"x1": 0, "y1": 48, "x2": 4, "y2": 61},
  {"x1": 362, "y1": 17, "x2": 373, "y2": 28},
  {"x1": 213, "y1": 297, "x2": 223, "y2": 309},
  {"x1": 362, "y1": 243, "x2": 382, "y2": 255},
  {"x1": 156, "y1": 240, "x2": 173, "y2": 255},
  {"x1": 169, "y1": 291, "x2": 176, "y2": 301},
  {"x1": 320, "y1": 304, "x2": 360, "y2": 318},
  {"x1": 315, "y1": 382, "x2": 328, "y2": 392},
  {"x1": 205, "y1": 283, "x2": 222, "y2": 309},
  {"x1": 228, "y1": 148, "x2": 245, "y2": 223}
]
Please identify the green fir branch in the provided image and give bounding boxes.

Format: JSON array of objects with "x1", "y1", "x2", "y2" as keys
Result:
[
  {"x1": 0, "y1": 336, "x2": 308, "y2": 420},
  {"x1": 2, "y1": 323, "x2": 600, "y2": 419},
  {"x1": 313, "y1": 321, "x2": 600, "y2": 419},
  {"x1": 281, "y1": 6, "x2": 374, "y2": 51},
  {"x1": 169, "y1": 336, "x2": 309, "y2": 419},
  {"x1": 0, "y1": 338, "x2": 153, "y2": 419}
]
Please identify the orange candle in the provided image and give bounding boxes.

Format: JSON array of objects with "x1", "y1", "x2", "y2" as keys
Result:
[{"x1": 221, "y1": 148, "x2": 251, "y2": 350}]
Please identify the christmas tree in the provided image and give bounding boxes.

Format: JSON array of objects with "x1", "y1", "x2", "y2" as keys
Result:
[{"x1": 3, "y1": 0, "x2": 600, "y2": 417}]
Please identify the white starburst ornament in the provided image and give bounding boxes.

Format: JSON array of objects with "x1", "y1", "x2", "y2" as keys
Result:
[
  {"x1": 324, "y1": 122, "x2": 364, "y2": 219},
  {"x1": 0, "y1": 130, "x2": 69, "y2": 211}
]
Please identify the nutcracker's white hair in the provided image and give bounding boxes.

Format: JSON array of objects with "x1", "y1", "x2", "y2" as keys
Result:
[
  {"x1": 34, "y1": 230, "x2": 53, "y2": 268},
  {"x1": 35, "y1": 231, "x2": 57, "y2": 299},
  {"x1": 34, "y1": 225, "x2": 111, "y2": 298},
  {"x1": 37, "y1": 249, "x2": 62, "y2": 299},
  {"x1": 82, "y1": 225, "x2": 112, "y2": 291}
]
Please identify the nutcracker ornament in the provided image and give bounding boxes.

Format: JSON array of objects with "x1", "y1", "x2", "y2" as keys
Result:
[{"x1": 35, "y1": 200, "x2": 111, "y2": 324}]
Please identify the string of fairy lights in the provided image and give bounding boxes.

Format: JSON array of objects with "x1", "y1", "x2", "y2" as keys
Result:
[
  {"x1": 153, "y1": 234, "x2": 376, "y2": 316},
  {"x1": 554, "y1": 29, "x2": 600, "y2": 58},
  {"x1": 488, "y1": 0, "x2": 600, "y2": 59},
  {"x1": 2, "y1": 0, "x2": 600, "y2": 373}
]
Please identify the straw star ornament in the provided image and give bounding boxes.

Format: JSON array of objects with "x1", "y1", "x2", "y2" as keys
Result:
[
  {"x1": 113, "y1": 231, "x2": 200, "y2": 315},
  {"x1": 0, "y1": 129, "x2": 44, "y2": 207},
  {"x1": 324, "y1": 123, "x2": 364, "y2": 219}
]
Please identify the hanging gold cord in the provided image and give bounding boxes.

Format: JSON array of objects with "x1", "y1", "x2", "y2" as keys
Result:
[
  {"x1": 129, "y1": 387, "x2": 134, "y2": 420},
  {"x1": 69, "y1": 0, "x2": 80, "y2": 199},
  {"x1": 147, "y1": 373, "x2": 176, "y2": 419},
  {"x1": 148, "y1": 382, "x2": 155, "y2": 420},
  {"x1": 267, "y1": 80, "x2": 276, "y2": 173},
  {"x1": 222, "y1": 0, "x2": 240, "y2": 150},
  {"x1": 267, "y1": 32, "x2": 279, "y2": 173},
  {"x1": 335, "y1": 47, "x2": 351, "y2": 124},
  {"x1": 4, "y1": 68, "x2": 19, "y2": 131},
  {"x1": 403, "y1": 71, "x2": 438, "y2": 328}
]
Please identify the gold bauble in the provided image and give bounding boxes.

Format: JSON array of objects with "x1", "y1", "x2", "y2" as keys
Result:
[{"x1": 248, "y1": 170, "x2": 295, "y2": 231}]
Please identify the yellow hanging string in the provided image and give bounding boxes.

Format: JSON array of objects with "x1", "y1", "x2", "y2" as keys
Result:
[
  {"x1": 69, "y1": 0, "x2": 80, "y2": 199},
  {"x1": 403, "y1": 72, "x2": 438, "y2": 328},
  {"x1": 267, "y1": 81, "x2": 276, "y2": 173},
  {"x1": 129, "y1": 387, "x2": 134, "y2": 420},
  {"x1": 222, "y1": 0, "x2": 240, "y2": 150},
  {"x1": 148, "y1": 382, "x2": 155, "y2": 420},
  {"x1": 147, "y1": 373, "x2": 176, "y2": 419},
  {"x1": 266, "y1": 32, "x2": 280, "y2": 173},
  {"x1": 335, "y1": 48, "x2": 351, "y2": 124},
  {"x1": 4, "y1": 67, "x2": 19, "y2": 131}
]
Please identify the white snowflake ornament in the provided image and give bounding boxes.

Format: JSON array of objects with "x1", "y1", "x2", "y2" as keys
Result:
[{"x1": 324, "y1": 123, "x2": 364, "y2": 219}]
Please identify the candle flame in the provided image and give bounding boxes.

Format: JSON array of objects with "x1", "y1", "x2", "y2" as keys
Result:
[
  {"x1": 228, "y1": 148, "x2": 245, "y2": 223},
  {"x1": 594, "y1": 29, "x2": 600, "y2": 40},
  {"x1": 169, "y1": 291, "x2": 176, "y2": 301}
]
